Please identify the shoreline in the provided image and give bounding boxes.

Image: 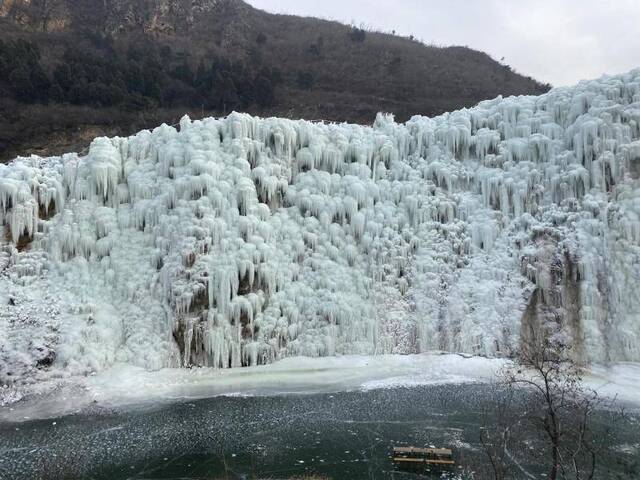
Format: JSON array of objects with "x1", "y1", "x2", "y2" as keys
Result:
[{"x1": 2, "y1": 353, "x2": 639, "y2": 423}]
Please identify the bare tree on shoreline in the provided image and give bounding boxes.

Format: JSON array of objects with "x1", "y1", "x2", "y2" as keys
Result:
[{"x1": 481, "y1": 328, "x2": 614, "y2": 480}]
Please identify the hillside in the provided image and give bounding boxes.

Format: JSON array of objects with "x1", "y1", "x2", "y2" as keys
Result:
[{"x1": 0, "y1": 0, "x2": 550, "y2": 161}]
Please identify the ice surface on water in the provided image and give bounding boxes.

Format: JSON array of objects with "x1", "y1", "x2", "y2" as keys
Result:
[{"x1": 1, "y1": 70, "x2": 640, "y2": 386}]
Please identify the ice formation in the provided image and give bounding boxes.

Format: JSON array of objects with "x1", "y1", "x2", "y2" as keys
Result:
[{"x1": 1, "y1": 70, "x2": 640, "y2": 385}]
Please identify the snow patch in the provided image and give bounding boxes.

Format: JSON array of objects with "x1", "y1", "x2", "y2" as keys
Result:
[{"x1": 1, "y1": 354, "x2": 638, "y2": 422}]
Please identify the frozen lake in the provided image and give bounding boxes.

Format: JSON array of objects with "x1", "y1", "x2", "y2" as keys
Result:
[
  {"x1": 1, "y1": 383, "x2": 639, "y2": 479},
  {"x1": 1, "y1": 355, "x2": 639, "y2": 479}
]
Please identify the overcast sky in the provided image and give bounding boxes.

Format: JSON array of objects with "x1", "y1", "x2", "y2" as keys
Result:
[{"x1": 247, "y1": 0, "x2": 640, "y2": 87}]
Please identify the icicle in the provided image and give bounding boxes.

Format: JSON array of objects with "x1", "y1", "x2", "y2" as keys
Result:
[{"x1": 1, "y1": 69, "x2": 640, "y2": 379}]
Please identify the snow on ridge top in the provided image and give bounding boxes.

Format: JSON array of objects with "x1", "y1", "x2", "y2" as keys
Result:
[{"x1": 1, "y1": 70, "x2": 640, "y2": 385}]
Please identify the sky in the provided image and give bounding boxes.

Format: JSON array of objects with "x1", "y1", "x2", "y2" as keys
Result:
[{"x1": 247, "y1": 0, "x2": 640, "y2": 87}]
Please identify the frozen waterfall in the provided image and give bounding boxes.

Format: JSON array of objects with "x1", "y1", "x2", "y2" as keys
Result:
[{"x1": 1, "y1": 70, "x2": 640, "y2": 385}]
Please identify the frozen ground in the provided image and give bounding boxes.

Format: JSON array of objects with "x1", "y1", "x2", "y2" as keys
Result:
[{"x1": 2, "y1": 353, "x2": 639, "y2": 423}]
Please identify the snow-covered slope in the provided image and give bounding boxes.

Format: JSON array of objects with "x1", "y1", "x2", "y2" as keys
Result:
[{"x1": 1, "y1": 70, "x2": 640, "y2": 386}]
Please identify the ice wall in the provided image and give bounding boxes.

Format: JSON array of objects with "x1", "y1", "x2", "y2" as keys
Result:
[{"x1": 1, "y1": 70, "x2": 640, "y2": 383}]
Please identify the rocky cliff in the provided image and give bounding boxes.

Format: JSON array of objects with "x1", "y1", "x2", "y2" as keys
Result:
[{"x1": 0, "y1": 0, "x2": 242, "y2": 34}]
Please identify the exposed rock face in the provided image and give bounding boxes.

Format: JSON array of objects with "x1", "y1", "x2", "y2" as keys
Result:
[
  {"x1": 0, "y1": 0, "x2": 70, "y2": 32},
  {"x1": 520, "y1": 233, "x2": 587, "y2": 363},
  {"x1": 101, "y1": 0, "x2": 228, "y2": 35},
  {"x1": 0, "y1": 0, "x2": 235, "y2": 34}
]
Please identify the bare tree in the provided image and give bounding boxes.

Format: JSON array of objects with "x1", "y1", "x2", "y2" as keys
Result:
[{"x1": 481, "y1": 329, "x2": 611, "y2": 480}]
